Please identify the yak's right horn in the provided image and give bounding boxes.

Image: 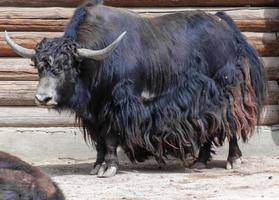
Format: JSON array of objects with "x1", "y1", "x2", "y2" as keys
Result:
[{"x1": 5, "y1": 31, "x2": 36, "y2": 58}]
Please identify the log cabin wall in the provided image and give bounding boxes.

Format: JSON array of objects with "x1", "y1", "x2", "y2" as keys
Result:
[{"x1": 0, "y1": 0, "x2": 278, "y2": 127}]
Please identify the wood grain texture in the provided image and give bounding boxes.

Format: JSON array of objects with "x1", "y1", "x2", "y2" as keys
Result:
[
  {"x1": 0, "y1": 81, "x2": 37, "y2": 106},
  {"x1": 261, "y1": 105, "x2": 279, "y2": 126},
  {"x1": 0, "y1": 0, "x2": 277, "y2": 7},
  {"x1": 0, "y1": 32, "x2": 62, "y2": 57},
  {"x1": 0, "y1": 107, "x2": 75, "y2": 127},
  {"x1": 0, "y1": 57, "x2": 277, "y2": 81},
  {"x1": 0, "y1": 32, "x2": 278, "y2": 57},
  {"x1": 268, "y1": 81, "x2": 279, "y2": 105},
  {"x1": 0, "y1": 58, "x2": 37, "y2": 81},
  {"x1": 0, "y1": 7, "x2": 278, "y2": 32},
  {"x1": 0, "y1": 81, "x2": 277, "y2": 106},
  {"x1": 0, "y1": 106, "x2": 277, "y2": 127}
]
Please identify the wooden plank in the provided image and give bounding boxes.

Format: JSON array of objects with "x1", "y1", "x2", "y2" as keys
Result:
[
  {"x1": 0, "y1": 81, "x2": 37, "y2": 106},
  {"x1": 0, "y1": 32, "x2": 278, "y2": 57},
  {"x1": 268, "y1": 81, "x2": 279, "y2": 105},
  {"x1": 0, "y1": 58, "x2": 37, "y2": 81},
  {"x1": 0, "y1": 0, "x2": 277, "y2": 7},
  {"x1": 0, "y1": 32, "x2": 62, "y2": 57},
  {"x1": 0, "y1": 57, "x2": 278, "y2": 81},
  {"x1": 261, "y1": 105, "x2": 279, "y2": 126},
  {"x1": 0, "y1": 106, "x2": 277, "y2": 127},
  {"x1": 0, "y1": 7, "x2": 278, "y2": 32},
  {"x1": 0, "y1": 81, "x2": 277, "y2": 106},
  {"x1": 0, "y1": 107, "x2": 75, "y2": 127},
  {"x1": 263, "y1": 57, "x2": 279, "y2": 81}
]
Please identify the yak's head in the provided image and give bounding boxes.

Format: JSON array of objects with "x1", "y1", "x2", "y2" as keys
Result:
[{"x1": 5, "y1": 31, "x2": 126, "y2": 108}]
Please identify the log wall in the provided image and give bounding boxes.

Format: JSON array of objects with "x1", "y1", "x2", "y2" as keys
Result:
[{"x1": 0, "y1": 0, "x2": 278, "y2": 127}]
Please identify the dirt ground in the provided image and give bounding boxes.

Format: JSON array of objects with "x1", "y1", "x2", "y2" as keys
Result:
[{"x1": 41, "y1": 156, "x2": 279, "y2": 200}]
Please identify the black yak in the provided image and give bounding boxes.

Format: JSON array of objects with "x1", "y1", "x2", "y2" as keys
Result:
[
  {"x1": 0, "y1": 151, "x2": 65, "y2": 200},
  {"x1": 5, "y1": 0, "x2": 266, "y2": 177}
]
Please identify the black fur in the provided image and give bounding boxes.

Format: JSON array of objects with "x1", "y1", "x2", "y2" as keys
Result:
[{"x1": 31, "y1": 1, "x2": 266, "y2": 168}]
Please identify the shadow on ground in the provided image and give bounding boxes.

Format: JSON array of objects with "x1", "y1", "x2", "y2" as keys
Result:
[{"x1": 40, "y1": 159, "x2": 231, "y2": 177}]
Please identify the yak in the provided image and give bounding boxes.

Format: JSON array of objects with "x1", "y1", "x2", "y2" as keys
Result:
[
  {"x1": 0, "y1": 151, "x2": 65, "y2": 200},
  {"x1": 5, "y1": 0, "x2": 266, "y2": 177}
]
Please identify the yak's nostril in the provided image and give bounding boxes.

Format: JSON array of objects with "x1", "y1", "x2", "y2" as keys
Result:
[{"x1": 35, "y1": 94, "x2": 53, "y2": 104}]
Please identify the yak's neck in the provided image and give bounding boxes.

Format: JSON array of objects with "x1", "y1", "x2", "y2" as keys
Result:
[{"x1": 65, "y1": 78, "x2": 92, "y2": 119}]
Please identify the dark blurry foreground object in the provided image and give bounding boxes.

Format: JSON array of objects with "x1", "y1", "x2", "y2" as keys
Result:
[{"x1": 0, "y1": 151, "x2": 65, "y2": 200}]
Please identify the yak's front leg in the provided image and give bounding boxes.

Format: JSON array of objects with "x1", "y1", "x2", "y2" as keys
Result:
[
  {"x1": 191, "y1": 141, "x2": 212, "y2": 169},
  {"x1": 97, "y1": 134, "x2": 119, "y2": 178},
  {"x1": 90, "y1": 137, "x2": 106, "y2": 175}
]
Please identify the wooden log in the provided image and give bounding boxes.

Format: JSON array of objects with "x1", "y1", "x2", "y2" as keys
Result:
[
  {"x1": 0, "y1": 7, "x2": 278, "y2": 32},
  {"x1": 268, "y1": 81, "x2": 279, "y2": 105},
  {"x1": 0, "y1": 32, "x2": 62, "y2": 57},
  {"x1": 261, "y1": 105, "x2": 279, "y2": 126},
  {"x1": 0, "y1": 58, "x2": 38, "y2": 81},
  {"x1": 0, "y1": 81, "x2": 278, "y2": 106},
  {"x1": 0, "y1": 32, "x2": 278, "y2": 57},
  {"x1": 0, "y1": 57, "x2": 278, "y2": 81},
  {"x1": 0, "y1": 105, "x2": 277, "y2": 127},
  {"x1": 0, "y1": 107, "x2": 75, "y2": 127},
  {"x1": 0, "y1": 81, "x2": 37, "y2": 106},
  {"x1": 0, "y1": 0, "x2": 277, "y2": 7},
  {"x1": 3, "y1": 19, "x2": 277, "y2": 33},
  {"x1": 263, "y1": 57, "x2": 279, "y2": 81}
]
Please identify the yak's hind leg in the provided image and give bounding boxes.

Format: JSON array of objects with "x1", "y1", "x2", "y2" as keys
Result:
[
  {"x1": 97, "y1": 134, "x2": 119, "y2": 178},
  {"x1": 191, "y1": 141, "x2": 212, "y2": 169},
  {"x1": 226, "y1": 134, "x2": 243, "y2": 169}
]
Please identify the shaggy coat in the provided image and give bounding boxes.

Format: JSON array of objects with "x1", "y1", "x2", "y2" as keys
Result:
[{"x1": 29, "y1": 0, "x2": 266, "y2": 170}]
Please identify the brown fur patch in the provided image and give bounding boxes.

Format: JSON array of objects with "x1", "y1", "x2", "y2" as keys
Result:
[{"x1": 230, "y1": 58, "x2": 258, "y2": 141}]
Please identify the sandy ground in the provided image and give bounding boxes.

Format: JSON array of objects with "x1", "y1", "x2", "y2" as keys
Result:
[{"x1": 41, "y1": 156, "x2": 279, "y2": 200}]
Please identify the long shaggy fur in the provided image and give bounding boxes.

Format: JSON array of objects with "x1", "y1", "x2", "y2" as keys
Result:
[{"x1": 34, "y1": 1, "x2": 266, "y2": 163}]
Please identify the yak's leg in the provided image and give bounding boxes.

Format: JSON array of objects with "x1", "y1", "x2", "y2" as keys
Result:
[
  {"x1": 97, "y1": 134, "x2": 119, "y2": 178},
  {"x1": 226, "y1": 134, "x2": 243, "y2": 169},
  {"x1": 90, "y1": 138, "x2": 106, "y2": 175},
  {"x1": 191, "y1": 142, "x2": 212, "y2": 169}
]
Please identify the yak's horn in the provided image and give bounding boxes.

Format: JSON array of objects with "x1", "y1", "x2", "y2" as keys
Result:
[
  {"x1": 5, "y1": 31, "x2": 36, "y2": 58},
  {"x1": 77, "y1": 31, "x2": 127, "y2": 60}
]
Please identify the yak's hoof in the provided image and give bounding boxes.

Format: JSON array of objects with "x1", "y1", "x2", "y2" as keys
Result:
[
  {"x1": 190, "y1": 161, "x2": 207, "y2": 169},
  {"x1": 226, "y1": 157, "x2": 243, "y2": 170},
  {"x1": 97, "y1": 163, "x2": 118, "y2": 178},
  {"x1": 90, "y1": 163, "x2": 102, "y2": 175}
]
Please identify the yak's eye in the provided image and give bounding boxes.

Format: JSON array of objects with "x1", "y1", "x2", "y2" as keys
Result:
[{"x1": 51, "y1": 67, "x2": 61, "y2": 75}]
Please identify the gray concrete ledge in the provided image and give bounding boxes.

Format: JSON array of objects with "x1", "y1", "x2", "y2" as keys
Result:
[{"x1": 0, "y1": 126, "x2": 278, "y2": 165}]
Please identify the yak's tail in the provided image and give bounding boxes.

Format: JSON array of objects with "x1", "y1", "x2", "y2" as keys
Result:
[{"x1": 216, "y1": 12, "x2": 267, "y2": 140}]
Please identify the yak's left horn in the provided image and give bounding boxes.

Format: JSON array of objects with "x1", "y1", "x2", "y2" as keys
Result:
[
  {"x1": 77, "y1": 31, "x2": 127, "y2": 60},
  {"x1": 5, "y1": 31, "x2": 36, "y2": 58}
]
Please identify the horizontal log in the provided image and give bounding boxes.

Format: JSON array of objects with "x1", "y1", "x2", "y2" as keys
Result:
[
  {"x1": 0, "y1": 58, "x2": 38, "y2": 81},
  {"x1": 261, "y1": 105, "x2": 279, "y2": 126},
  {"x1": 268, "y1": 81, "x2": 279, "y2": 105},
  {"x1": 0, "y1": 32, "x2": 62, "y2": 57},
  {"x1": 0, "y1": 107, "x2": 75, "y2": 127},
  {"x1": 0, "y1": 81, "x2": 277, "y2": 106},
  {"x1": 263, "y1": 57, "x2": 279, "y2": 81},
  {"x1": 0, "y1": 7, "x2": 278, "y2": 32},
  {"x1": 0, "y1": 0, "x2": 277, "y2": 7},
  {"x1": 0, "y1": 32, "x2": 278, "y2": 57},
  {"x1": 0, "y1": 57, "x2": 278, "y2": 81},
  {"x1": 0, "y1": 105, "x2": 277, "y2": 127},
  {"x1": 0, "y1": 81, "x2": 37, "y2": 106}
]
